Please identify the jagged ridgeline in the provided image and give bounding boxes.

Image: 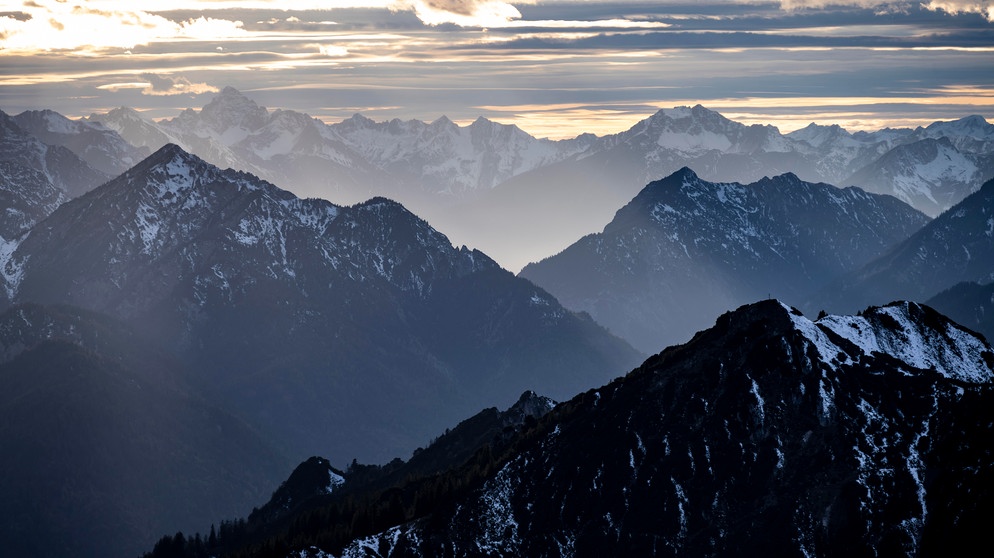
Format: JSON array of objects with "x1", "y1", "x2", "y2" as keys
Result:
[
  {"x1": 520, "y1": 168, "x2": 930, "y2": 353},
  {"x1": 144, "y1": 301, "x2": 994, "y2": 558},
  {"x1": 83, "y1": 90, "x2": 994, "y2": 271}
]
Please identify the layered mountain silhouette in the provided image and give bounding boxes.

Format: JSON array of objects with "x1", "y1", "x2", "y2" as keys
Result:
[
  {"x1": 90, "y1": 87, "x2": 587, "y2": 208},
  {"x1": 928, "y1": 281, "x2": 994, "y2": 343},
  {"x1": 3, "y1": 144, "x2": 640, "y2": 465},
  {"x1": 143, "y1": 300, "x2": 994, "y2": 558},
  {"x1": 813, "y1": 177, "x2": 994, "y2": 314},
  {"x1": 0, "y1": 109, "x2": 109, "y2": 199},
  {"x1": 4, "y1": 93, "x2": 992, "y2": 557},
  {"x1": 519, "y1": 168, "x2": 929, "y2": 352},
  {"x1": 86, "y1": 89, "x2": 993, "y2": 271},
  {"x1": 11, "y1": 109, "x2": 150, "y2": 177}
]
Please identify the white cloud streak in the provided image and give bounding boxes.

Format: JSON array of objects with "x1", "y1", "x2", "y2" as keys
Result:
[
  {"x1": 0, "y1": 1, "x2": 246, "y2": 52},
  {"x1": 775, "y1": 0, "x2": 994, "y2": 21},
  {"x1": 397, "y1": 0, "x2": 531, "y2": 27},
  {"x1": 923, "y1": 0, "x2": 994, "y2": 21},
  {"x1": 97, "y1": 73, "x2": 219, "y2": 96}
]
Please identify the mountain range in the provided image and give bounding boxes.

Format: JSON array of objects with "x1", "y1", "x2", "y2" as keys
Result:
[
  {"x1": 811, "y1": 177, "x2": 994, "y2": 316},
  {"x1": 2, "y1": 92, "x2": 992, "y2": 557},
  {"x1": 4, "y1": 143, "x2": 640, "y2": 463},
  {"x1": 0, "y1": 143, "x2": 640, "y2": 557},
  {"x1": 0, "y1": 110, "x2": 108, "y2": 201},
  {"x1": 79, "y1": 88, "x2": 994, "y2": 271},
  {"x1": 519, "y1": 168, "x2": 930, "y2": 352},
  {"x1": 142, "y1": 300, "x2": 994, "y2": 558}
]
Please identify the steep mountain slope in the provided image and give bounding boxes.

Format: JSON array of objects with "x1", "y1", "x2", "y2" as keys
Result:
[
  {"x1": 814, "y1": 177, "x2": 994, "y2": 314},
  {"x1": 0, "y1": 162, "x2": 64, "y2": 239},
  {"x1": 0, "y1": 112, "x2": 91, "y2": 304},
  {"x1": 12, "y1": 109, "x2": 150, "y2": 176},
  {"x1": 333, "y1": 300, "x2": 994, "y2": 558},
  {"x1": 6, "y1": 144, "x2": 640, "y2": 463},
  {"x1": 0, "y1": 109, "x2": 108, "y2": 198},
  {"x1": 0, "y1": 161, "x2": 65, "y2": 304},
  {"x1": 141, "y1": 391, "x2": 557, "y2": 558},
  {"x1": 519, "y1": 168, "x2": 929, "y2": 352},
  {"x1": 86, "y1": 107, "x2": 181, "y2": 152},
  {"x1": 845, "y1": 137, "x2": 994, "y2": 217},
  {"x1": 0, "y1": 304, "x2": 289, "y2": 558},
  {"x1": 928, "y1": 281, "x2": 994, "y2": 343}
]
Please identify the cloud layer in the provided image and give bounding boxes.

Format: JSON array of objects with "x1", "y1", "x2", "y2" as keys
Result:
[{"x1": 1, "y1": 0, "x2": 991, "y2": 139}]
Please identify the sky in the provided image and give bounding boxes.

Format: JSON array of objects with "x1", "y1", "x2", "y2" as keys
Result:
[{"x1": 1, "y1": 0, "x2": 993, "y2": 139}]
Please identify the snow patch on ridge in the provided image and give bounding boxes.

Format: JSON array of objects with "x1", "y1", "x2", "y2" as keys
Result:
[
  {"x1": 0, "y1": 236, "x2": 26, "y2": 299},
  {"x1": 461, "y1": 458, "x2": 523, "y2": 554},
  {"x1": 785, "y1": 301, "x2": 993, "y2": 383}
]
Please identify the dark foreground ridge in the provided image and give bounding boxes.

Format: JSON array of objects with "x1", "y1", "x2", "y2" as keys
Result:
[{"x1": 145, "y1": 299, "x2": 994, "y2": 558}]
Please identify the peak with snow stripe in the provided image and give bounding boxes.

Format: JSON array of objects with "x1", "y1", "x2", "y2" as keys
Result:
[{"x1": 0, "y1": 108, "x2": 108, "y2": 198}]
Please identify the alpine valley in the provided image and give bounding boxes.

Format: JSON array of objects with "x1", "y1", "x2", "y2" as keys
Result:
[{"x1": 1, "y1": 92, "x2": 992, "y2": 558}]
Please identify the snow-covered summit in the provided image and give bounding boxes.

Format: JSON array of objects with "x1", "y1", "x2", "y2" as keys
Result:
[
  {"x1": 911, "y1": 114, "x2": 994, "y2": 155},
  {"x1": 0, "y1": 109, "x2": 108, "y2": 198},
  {"x1": 788, "y1": 122, "x2": 860, "y2": 149},
  {"x1": 786, "y1": 301, "x2": 994, "y2": 383},
  {"x1": 608, "y1": 103, "x2": 793, "y2": 157},
  {"x1": 197, "y1": 85, "x2": 270, "y2": 135},
  {"x1": 921, "y1": 114, "x2": 994, "y2": 142},
  {"x1": 844, "y1": 136, "x2": 988, "y2": 217}
]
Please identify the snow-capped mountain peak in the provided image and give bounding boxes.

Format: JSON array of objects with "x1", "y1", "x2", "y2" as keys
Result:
[
  {"x1": 622, "y1": 104, "x2": 791, "y2": 155},
  {"x1": 134, "y1": 143, "x2": 260, "y2": 200},
  {"x1": 16, "y1": 109, "x2": 82, "y2": 135},
  {"x1": 198, "y1": 86, "x2": 270, "y2": 134},
  {"x1": 923, "y1": 114, "x2": 994, "y2": 141},
  {"x1": 429, "y1": 115, "x2": 456, "y2": 130},
  {"x1": 788, "y1": 122, "x2": 860, "y2": 149}
]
